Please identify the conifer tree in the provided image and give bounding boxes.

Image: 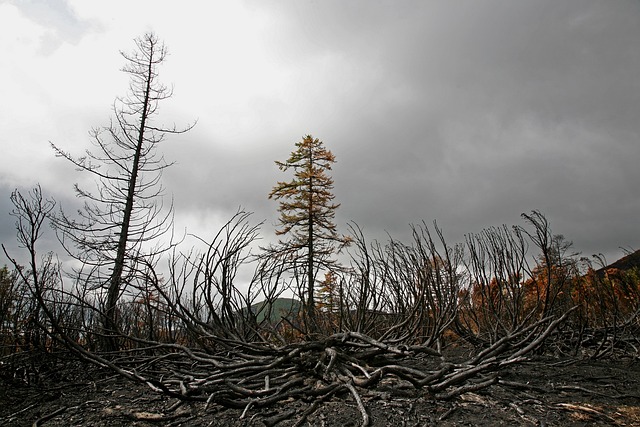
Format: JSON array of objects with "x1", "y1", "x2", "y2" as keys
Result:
[{"x1": 269, "y1": 135, "x2": 349, "y2": 332}]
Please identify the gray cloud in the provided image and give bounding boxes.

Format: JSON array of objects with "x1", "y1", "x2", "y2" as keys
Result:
[
  {"x1": 10, "y1": 0, "x2": 95, "y2": 54},
  {"x1": 2, "y1": 1, "x2": 638, "y2": 268},
  {"x1": 231, "y1": 0, "x2": 640, "y2": 259}
]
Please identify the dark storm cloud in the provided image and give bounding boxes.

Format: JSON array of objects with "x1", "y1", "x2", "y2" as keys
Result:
[
  {"x1": 229, "y1": 0, "x2": 640, "y2": 260},
  {"x1": 6, "y1": 1, "x2": 635, "y2": 266}
]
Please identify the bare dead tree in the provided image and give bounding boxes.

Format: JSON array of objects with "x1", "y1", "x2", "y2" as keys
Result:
[
  {"x1": 338, "y1": 222, "x2": 462, "y2": 348},
  {"x1": 454, "y1": 211, "x2": 582, "y2": 361},
  {"x1": 2, "y1": 186, "x2": 58, "y2": 353},
  {"x1": 519, "y1": 211, "x2": 578, "y2": 319},
  {"x1": 569, "y1": 255, "x2": 640, "y2": 359},
  {"x1": 0, "y1": 186, "x2": 101, "y2": 383},
  {"x1": 457, "y1": 224, "x2": 530, "y2": 345},
  {"x1": 146, "y1": 211, "x2": 266, "y2": 346},
  {"x1": 50, "y1": 33, "x2": 193, "y2": 350}
]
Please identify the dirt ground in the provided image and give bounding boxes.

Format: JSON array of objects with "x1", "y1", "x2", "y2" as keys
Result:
[{"x1": 1, "y1": 354, "x2": 639, "y2": 426}]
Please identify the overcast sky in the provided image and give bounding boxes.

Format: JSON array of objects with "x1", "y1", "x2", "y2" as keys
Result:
[{"x1": 1, "y1": 0, "x2": 639, "y2": 268}]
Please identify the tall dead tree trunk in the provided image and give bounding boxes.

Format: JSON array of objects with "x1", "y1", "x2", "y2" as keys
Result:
[
  {"x1": 51, "y1": 33, "x2": 193, "y2": 350},
  {"x1": 104, "y1": 40, "x2": 155, "y2": 347}
]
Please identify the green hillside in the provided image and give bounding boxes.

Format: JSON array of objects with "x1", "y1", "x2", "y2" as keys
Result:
[{"x1": 249, "y1": 297, "x2": 301, "y2": 323}]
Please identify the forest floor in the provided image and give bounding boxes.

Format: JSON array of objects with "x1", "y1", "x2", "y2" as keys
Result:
[{"x1": 1, "y1": 351, "x2": 639, "y2": 427}]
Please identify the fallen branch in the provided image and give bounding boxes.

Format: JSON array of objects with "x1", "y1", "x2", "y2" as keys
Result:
[
  {"x1": 555, "y1": 402, "x2": 616, "y2": 423},
  {"x1": 345, "y1": 381, "x2": 370, "y2": 427},
  {"x1": 32, "y1": 407, "x2": 66, "y2": 427}
]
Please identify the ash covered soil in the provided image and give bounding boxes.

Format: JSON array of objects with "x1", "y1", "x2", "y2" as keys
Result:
[{"x1": 1, "y1": 354, "x2": 639, "y2": 426}]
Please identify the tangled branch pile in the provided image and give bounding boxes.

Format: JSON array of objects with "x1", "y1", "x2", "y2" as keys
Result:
[
  {"x1": 6, "y1": 190, "x2": 634, "y2": 425},
  {"x1": 74, "y1": 316, "x2": 570, "y2": 427}
]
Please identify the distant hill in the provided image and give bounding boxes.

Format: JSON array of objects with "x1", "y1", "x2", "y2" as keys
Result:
[
  {"x1": 248, "y1": 297, "x2": 301, "y2": 323},
  {"x1": 596, "y1": 249, "x2": 640, "y2": 275}
]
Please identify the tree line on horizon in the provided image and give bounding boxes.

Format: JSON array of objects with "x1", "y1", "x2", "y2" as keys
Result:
[{"x1": 0, "y1": 32, "x2": 638, "y2": 424}]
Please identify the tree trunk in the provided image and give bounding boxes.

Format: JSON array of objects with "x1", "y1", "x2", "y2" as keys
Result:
[
  {"x1": 307, "y1": 165, "x2": 316, "y2": 333},
  {"x1": 103, "y1": 45, "x2": 154, "y2": 351}
]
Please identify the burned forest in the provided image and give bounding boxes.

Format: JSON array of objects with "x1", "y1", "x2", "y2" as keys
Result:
[{"x1": 1, "y1": 33, "x2": 639, "y2": 427}]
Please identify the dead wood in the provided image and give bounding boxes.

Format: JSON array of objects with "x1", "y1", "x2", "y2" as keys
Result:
[
  {"x1": 555, "y1": 402, "x2": 618, "y2": 423},
  {"x1": 32, "y1": 407, "x2": 65, "y2": 427},
  {"x1": 51, "y1": 318, "x2": 577, "y2": 425}
]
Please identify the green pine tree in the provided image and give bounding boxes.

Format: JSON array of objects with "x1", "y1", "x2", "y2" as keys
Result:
[{"x1": 269, "y1": 135, "x2": 350, "y2": 333}]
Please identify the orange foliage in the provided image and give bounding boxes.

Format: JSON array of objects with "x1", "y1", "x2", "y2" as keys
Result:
[{"x1": 572, "y1": 267, "x2": 640, "y2": 326}]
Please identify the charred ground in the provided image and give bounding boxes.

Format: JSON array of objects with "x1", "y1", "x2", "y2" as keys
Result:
[{"x1": 1, "y1": 348, "x2": 638, "y2": 427}]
